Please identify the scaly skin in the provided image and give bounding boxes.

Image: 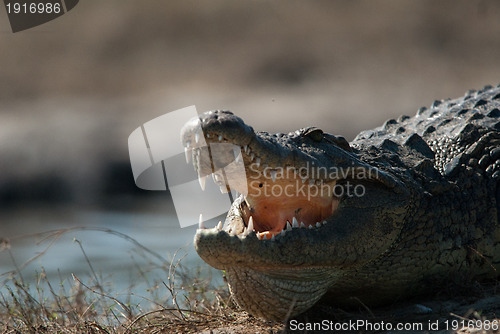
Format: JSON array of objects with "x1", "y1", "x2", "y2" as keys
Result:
[{"x1": 181, "y1": 84, "x2": 500, "y2": 321}]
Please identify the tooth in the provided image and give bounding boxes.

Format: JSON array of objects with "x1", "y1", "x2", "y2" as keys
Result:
[
  {"x1": 219, "y1": 186, "x2": 228, "y2": 194},
  {"x1": 280, "y1": 229, "x2": 286, "y2": 236},
  {"x1": 286, "y1": 221, "x2": 292, "y2": 231},
  {"x1": 301, "y1": 177, "x2": 307, "y2": 184},
  {"x1": 255, "y1": 157, "x2": 261, "y2": 168},
  {"x1": 308, "y1": 225, "x2": 313, "y2": 229},
  {"x1": 292, "y1": 217, "x2": 299, "y2": 228},
  {"x1": 198, "y1": 214, "x2": 205, "y2": 229},
  {"x1": 300, "y1": 222, "x2": 306, "y2": 228},
  {"x1": 230, "y1": 228, "x2": 237, "y2": 236},
  {"x1": 248, "y1": 216, "x2": 254, "y2": 232},
  {"x1": 198, "y1": 174, "x2": 207, "y2": 191},
  {"x1": 184, "y1": 147, "x2": 191, "y2": 163},
  {"x1": 244, "y1": 145, "x2": 249, "y2": 154},
  {"x1": 250, "y1": 153, "x2": 255, "y2": 161},
  {"x1": 218, "y1": 135, "x2": 223, "y2": 142},
  {"x1": 271, "y1": 234, "x2": 275, "y2": 241},
  {"x1": 216, "y1": 221, "x2": 223, "y2": 231},
  {"x1": 309, "y1": 179, "x2": 315, "y2": 186},
  {"x1": 316, "y1": 222, "x2": 321, "y2": 228},
  {"x1": 323, "y1": 220, "x2": 327, "y2": 225},
  {"x1": 186, "y1": 140, "x2": 191, "y2": 148},
  {"x1": 195, "y1": 132, "x2": 200, "y2": 143},
  {"x1": 270, "y1": 170, "x2": 277, "y2": 182},
  {"x1": 206, "y1": 133, "x2": 211, "y2": 138}
]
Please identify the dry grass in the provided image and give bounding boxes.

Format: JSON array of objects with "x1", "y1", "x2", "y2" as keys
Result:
[
  {"x1": 0, "y1": 228, "x2": 283, "y2": 334},
  {"x1": 1, "y1": 229, "x2": 499, "y2": 334}
]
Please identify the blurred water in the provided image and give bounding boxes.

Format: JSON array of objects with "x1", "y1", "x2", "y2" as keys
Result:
[{"x1": 0, "y1": 207, "x2": 218, "y2": 303}]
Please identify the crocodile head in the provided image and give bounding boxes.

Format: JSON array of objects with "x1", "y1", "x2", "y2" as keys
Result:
[{"x1": 181, "y1": 110, "x2": 411, "y2": 320}]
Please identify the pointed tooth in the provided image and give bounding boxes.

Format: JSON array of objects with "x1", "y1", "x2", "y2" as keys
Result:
[
  {"x1": 255, "y1": 157, "x2": 261, "y2": 168},
  {"x1": 301, "y1": 177, "x2": 307, "y2": 184},
  {"x1": 270, "y1": 170, "x2": 277, "y2": 182},
  {"x1": 300, "y1": 222, "x2": 306, "y2": 228},
  {"x1": 198, "y1": 214, "x2": 205, "y2": 229},
  {"x1": 248, "y1": 216, "x2": 254, "y2": 232},
  {"x1": 244, "y1": 145, "x2": 249, "y2": 154},
  {"x1": 309, "y1": 179, "x2": 315, "y2": 186},
  {"x1": 186, "y1": 140, "x2": 191, "y2": 148},
  {"x1": 230, "y1": 228, "x2": 237, "y2": 236},
  {"x1": 184, "y1": 147, "x2": 191, "y2": 164},
  {"x1": 250, "y1": 153, "x2": 255, "y2": 161},
  {"x1": 216, "y1": 221, "x2": 223, "y2": 231},
  {"x1": 280, "y1": 229, "x2": 286, "y2": 236},
  {"x1": 198, "y1": 174, "x2": 207, "y2": 191},
  {"x1": 323, "y1": 220, "x2": 327, "y2": 225},
  {"x1": 316, "y1": 222, "x2": 321, "y2": 228},
  {"x1": 308, "y1": 224, "x2": 313, "y2": 229},
  {"x1": 195, "y1": 132, "x2": 200, "y2": 143},
  {"x1": 292, "y1": 217, "x2": 299, "y2": 228},
  {"x1": 271, "y1": 234, "x2": 275, "y2": 241},
  {"x1": 286, "y1": 221, "x2": 292, "y2": 231}
]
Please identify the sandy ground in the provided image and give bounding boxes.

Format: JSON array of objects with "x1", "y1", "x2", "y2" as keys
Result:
[{"x1": 131, "y1": 285, "x2": 500, "y2": 333}]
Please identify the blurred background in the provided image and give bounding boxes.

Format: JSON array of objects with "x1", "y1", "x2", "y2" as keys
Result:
[{"x1": 1, "y1": 0, "x2": 500, "y2": 295}]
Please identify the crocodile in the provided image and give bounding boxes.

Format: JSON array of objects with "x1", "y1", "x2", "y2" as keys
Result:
[{"x1": 181, "y1": 84, "x2": 500, "y2": 321}]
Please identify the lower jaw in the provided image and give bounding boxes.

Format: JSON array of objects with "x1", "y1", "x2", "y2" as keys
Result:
[{"x1": 226, "y1": 266, "x2": 335, "y2": 321}]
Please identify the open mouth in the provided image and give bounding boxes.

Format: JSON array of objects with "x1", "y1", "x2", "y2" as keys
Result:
[
  {"x1": 184, "y1": 128, "x2": 344, "y2": 241},
  {"x1": 236, "y1": 160, "x2": 341, "y2": 240}
]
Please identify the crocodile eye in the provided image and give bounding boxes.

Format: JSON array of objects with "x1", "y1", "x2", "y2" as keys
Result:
[
  {"x1": 302, "y1": 127, "x2": 324, "y2": 142},
  {"x1": 324, "y1": 134, "x2": 352, "y2": 152}
]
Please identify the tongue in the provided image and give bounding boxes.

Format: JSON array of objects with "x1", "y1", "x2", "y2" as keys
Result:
[{"x1": 241, "y1": 194, "x2": 338, "y2": 233}]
